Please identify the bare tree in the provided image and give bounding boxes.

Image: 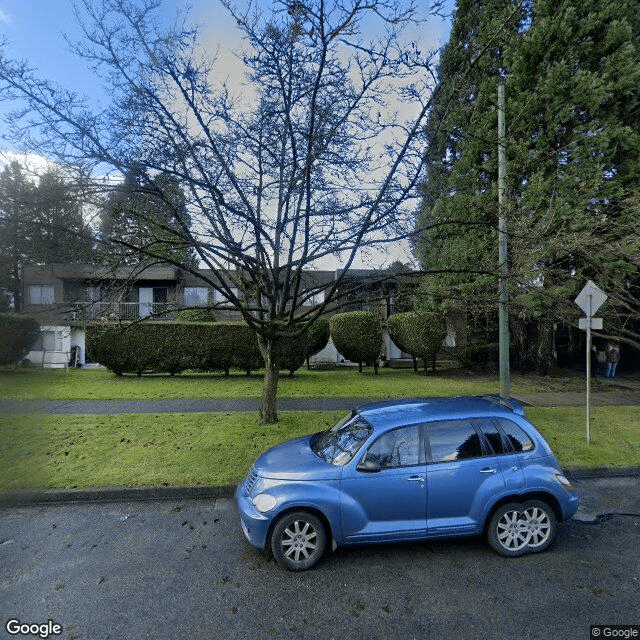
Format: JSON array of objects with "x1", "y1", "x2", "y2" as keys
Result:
[{"x1": 0, "y1": 0, "x2": 442, "y2": 422}]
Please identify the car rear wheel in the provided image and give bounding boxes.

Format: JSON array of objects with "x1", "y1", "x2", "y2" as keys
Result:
[
  {"x1": 271, "y1": 511, "x2": 326, "y2": 571},
  {"x1": 487, "y1": 500, "x2": 556, "y2": 557}
]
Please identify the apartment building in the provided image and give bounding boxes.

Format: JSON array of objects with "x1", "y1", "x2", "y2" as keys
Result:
[{"x1": 21, "y1": 262, "x2": 416, "y2": 368}]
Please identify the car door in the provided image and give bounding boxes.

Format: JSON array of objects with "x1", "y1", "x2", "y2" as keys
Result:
[
  {"x1": 340, "y1": 423, "x2": 427, "y2": 544},
  {"x1": 474, "y1": 418, "x2": 526, "y2": 490},
  {"x1": 426, "y1": 419, "x2": 506, "y2": 535}
]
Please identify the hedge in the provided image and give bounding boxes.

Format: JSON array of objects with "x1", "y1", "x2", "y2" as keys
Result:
[
  {"x1": 176, "y1": 308, "x2": 217, "y2": 323},
  {"x1": 329, "y1": 311, "x2": 383, "y2": 374},
  {"x1": 86, "y1": 321, "x2": 322, "y2": 377},
  {"x1": 454, "y1": 341, "x2": 499, "y2": 368},
  {"x1": 387, "y1": 311, "x2": 447, "y2": 373},
  {"x1": 304, "y1": 316, "x2": 330, "y2": 368},
  {"x1": 0, "y1": 315, "x2": 40, "y2": 366}
]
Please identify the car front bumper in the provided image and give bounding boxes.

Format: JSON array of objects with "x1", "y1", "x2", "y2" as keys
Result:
[
  {"x1": 235, "y1": 484, "x2": 272, "y2": 550},
  {"x1": 564, "y1": 491, "x2": 580, "y2": 520}
]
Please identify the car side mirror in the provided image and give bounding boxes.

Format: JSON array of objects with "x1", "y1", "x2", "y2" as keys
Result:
[{"x1": 356, "y1": 459, "x2": 381, "y2": 473}]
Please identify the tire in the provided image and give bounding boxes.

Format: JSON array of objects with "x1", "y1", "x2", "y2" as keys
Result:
[
  {"x1": 271, "y1": 511, "x2": 326, "y2": 571},
  {"x1": 487, "y1": 500, "x2": 556, "y2": 557}
]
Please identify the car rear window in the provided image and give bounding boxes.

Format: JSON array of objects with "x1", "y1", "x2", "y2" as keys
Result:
[
  {"x1": 473, "y1": 418, "x2": 505, "y2": 455},
  {"x1": 495, "y1": 418, "x2": 534, "y2": 453}
]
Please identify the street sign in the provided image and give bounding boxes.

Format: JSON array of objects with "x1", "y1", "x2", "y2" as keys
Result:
[
  {"x1": 578, "y1": 317, "x2": 603, "y2": 330},
  {"x1": 575, "y1": 280, "x2": 607, "y2": 316},
  {"x1": 574, "y1": 280, "x2": 607, "y2": 445}
]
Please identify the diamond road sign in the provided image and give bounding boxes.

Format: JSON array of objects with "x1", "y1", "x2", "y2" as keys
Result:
[{"x1": 575, "y1": 280, "x2": 607, "y2": 316}]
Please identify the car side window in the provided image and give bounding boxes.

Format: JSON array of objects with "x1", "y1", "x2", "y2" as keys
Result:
[
  {"x1": 364, "y1": 424, "x2": 424, "y2": 468},
  {"x1": 427, "y1": 419, "x2": 484, "y2": 463},
  {"x1": 495, "y1": 419, "x2": 534, "y2": 453},
  {"x1": 473, "y1": 418, "x2": 505, "y2": 455}
]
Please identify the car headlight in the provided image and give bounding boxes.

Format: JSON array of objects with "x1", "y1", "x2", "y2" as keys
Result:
[
  {"x1": 556, "y1": 474, "x2": 575, "y2": 492},
  {"x1": 252, "y1": 493, "x2": 278, "y2": 513},
  {"x1": 252, "y1": 477, "x2": 285, "y2": 495}
]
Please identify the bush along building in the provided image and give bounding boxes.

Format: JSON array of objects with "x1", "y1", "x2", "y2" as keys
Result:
[{"x1": 20, "y1": 262, "x2": 459, "y2": 371}]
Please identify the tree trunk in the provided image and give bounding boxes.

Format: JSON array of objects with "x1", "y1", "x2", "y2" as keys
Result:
[
  {"x1": 258, "y1": 335, "x2": 280, "y2": 424},
  {"x1": 536, "y1": 317, "x2": 556, "y2": 376}
]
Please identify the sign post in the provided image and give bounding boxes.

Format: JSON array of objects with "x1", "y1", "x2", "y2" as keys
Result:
[{"x1": 575, "y1": 280, "x2": 607, "y2": 444}]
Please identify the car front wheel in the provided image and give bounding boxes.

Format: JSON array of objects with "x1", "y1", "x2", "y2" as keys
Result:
[
  {"x1": 271, "y1": 511, "x2": 326, "y2": 571},
  {"x1": 487, "y1": 500, "x2": 557, "y2": 557}
]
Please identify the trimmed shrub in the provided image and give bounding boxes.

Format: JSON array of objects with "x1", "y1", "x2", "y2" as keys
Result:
[
  {"x1": 86, "y1": 322, "x2": 311, "y2": 377},
  {"x1": 387, "y1": 311, "x2": 447, "y2": 373},
  {"x1": 304, "y1": 316, "x2": 330, "y2": 368},
  {"x1": 225, "y1": 324, "x2": 262, "y2": 375},
  {"x1": 330, "y1": 311, "x2": 383, "y2": 374},
  {"x1": 280, "y1": 334, "x2": 308, "y2": 376},
  {"x1": 0, "y1": 315, "x2": 40, "y2": 366},
  {"x1": 176, "y1": 308, "x2": 217, "y2": 323},
  {"x1": 86, "y1": 324, "x2": 154, "y2": 376}
]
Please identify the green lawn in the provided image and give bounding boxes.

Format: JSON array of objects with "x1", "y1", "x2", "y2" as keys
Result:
[
  {"x1": 1, "y1": 367, "x2": 637, "y2": 492},
  {"x1": 1, "y1": 407, "x2": 639, "y2": 492},
  {"x1": 0, "y1": 365, "x2": 611, "y2": 401}
]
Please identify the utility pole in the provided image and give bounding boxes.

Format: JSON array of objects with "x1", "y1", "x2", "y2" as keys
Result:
[{"x1": 497, "y1": 82, "x2": 510, "y2": 398}]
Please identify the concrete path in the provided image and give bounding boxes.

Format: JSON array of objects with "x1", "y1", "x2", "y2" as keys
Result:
[{"x1": 2, "y1": 382, "x2": 639, "y2": 415}]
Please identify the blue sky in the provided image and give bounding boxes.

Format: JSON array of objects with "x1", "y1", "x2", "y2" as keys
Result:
[
  {"x1": 0, "y1": 0, "x2": 217, "y2": 109},
  {"x1": 1, "y1": 0, "x2": 452, "y2": 112},
  {"x1": 0, "y1": 1, "x2": 453, "y2": 267}
]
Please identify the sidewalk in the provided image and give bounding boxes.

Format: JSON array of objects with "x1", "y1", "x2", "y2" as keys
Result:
[{"x1": 3, "y1": 389, "x2": 639, "y2": 414}]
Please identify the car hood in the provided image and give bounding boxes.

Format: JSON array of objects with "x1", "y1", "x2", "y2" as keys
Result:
[{"x1": 253, "y1": 435, "x2": 342, "y2": 481}]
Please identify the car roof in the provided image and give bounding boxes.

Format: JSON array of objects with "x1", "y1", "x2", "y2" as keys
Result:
[{"x1": 356, "y1": 396, "x2": 525, "y2": 431}]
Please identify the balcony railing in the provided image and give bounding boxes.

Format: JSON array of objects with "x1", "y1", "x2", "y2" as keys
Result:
[{"x1": 70, "y1": 301, "x2": 177, "y2": 321}]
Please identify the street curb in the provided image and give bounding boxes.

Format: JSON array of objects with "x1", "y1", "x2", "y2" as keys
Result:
[
  {"x1": 564, "y1": 466, "x2": 640, "y2": 479},
  {"x1": 0, "y1": 484, "x2": 237, "y2": 507},
  {"x1": 2, "y1": 467, "x2": 639, "y2": 507}
]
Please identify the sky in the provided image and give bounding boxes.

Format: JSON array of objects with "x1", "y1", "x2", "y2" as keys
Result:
[
  {"x1": 0, "y1": 0, "x2": 453, "y2": 130},
  {"x1": 0, "y1": 0, "x2": 453, "y2": 268}
]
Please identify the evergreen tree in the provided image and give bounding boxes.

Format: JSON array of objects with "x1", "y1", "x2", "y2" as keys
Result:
[
  {"x1": 0, "y1": 161, "x2": 92, "y2": 310},
  {"x1": 98, "y1": 169, "x2": 197, "y2": 268},
  {"x1": 416, "y1": 0, "x2": 640, "y2": 368},
  {"x1": 30, "y1": 168, "x2": 94, "y2": 264},
  {"x1": 0, "y1": 161, "x2": 34, "y2": 310}
]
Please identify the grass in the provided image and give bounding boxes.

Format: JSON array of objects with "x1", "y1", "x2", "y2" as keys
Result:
[
  {"x1": 0, "y1": 411, "x2": 343, "y2": 491},
  {"x1": 0, "y1": 365, "x2": 615, "y2": 402},
  {"x1": 1, "y1": 366, "x2": 637, "y2": 492},
  {"x1": 1, "y1": 407, "x2": 639, "y2": 492}
]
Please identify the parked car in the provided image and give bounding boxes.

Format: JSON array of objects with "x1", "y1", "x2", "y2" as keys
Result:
[{"x1": 236, "y1": 396, "x2": 579, "y2": 571}]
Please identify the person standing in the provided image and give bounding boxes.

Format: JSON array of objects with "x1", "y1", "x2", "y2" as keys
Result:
[{"x1": 605, "y1": 343, "x2": 620, "y2": 378}]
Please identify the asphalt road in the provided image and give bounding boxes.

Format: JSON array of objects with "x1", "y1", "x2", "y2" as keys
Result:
[{"x1": 1, "y1": 478, "x2": 639, "y2": 640}]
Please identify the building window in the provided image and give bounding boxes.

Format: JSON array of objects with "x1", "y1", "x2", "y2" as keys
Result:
[
  {"x1": 28, "y1": 285, "x2": 55, "y2": 305},
  {"x1": 305, "y1": 290, "x2": 324, "y2": 306},
  {"x1": 184, "y1": 287, "x2": 209, "y2": 307},
  {"x1": 139, "y1": 287, "x2": 169, "y2": 317},
  {"x1": 31, "y1": 330, "x2": 59, "y2": 352},
  {"x1": 214, "y1": 288, "x2": 238, "y2": 306}
]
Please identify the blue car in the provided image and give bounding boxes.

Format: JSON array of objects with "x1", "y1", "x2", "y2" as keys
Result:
[{"x1": 236, "y1": 396, "x2": 579, "y2": 571}]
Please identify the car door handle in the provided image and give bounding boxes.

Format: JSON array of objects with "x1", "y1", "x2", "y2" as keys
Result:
[
  {"x1": 408, "y1": 476, "x2": 425, "y2": 483},
  {"x1": 480, "y1": 468, "x2": 497, "y2": 474}
]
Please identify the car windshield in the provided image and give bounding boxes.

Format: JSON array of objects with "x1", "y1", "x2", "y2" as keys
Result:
[{"x1": 311, "y1": 413, "x2": 372, "y2": 466}]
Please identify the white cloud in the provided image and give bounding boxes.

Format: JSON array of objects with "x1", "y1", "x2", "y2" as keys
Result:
[{"x1": 0, "y1": 150, "x2": 56, "y2": 176}]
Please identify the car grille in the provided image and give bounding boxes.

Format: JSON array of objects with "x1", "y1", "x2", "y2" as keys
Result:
[{"x1": 245, "y1": 467, "x2": 258, "y2": 495}]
